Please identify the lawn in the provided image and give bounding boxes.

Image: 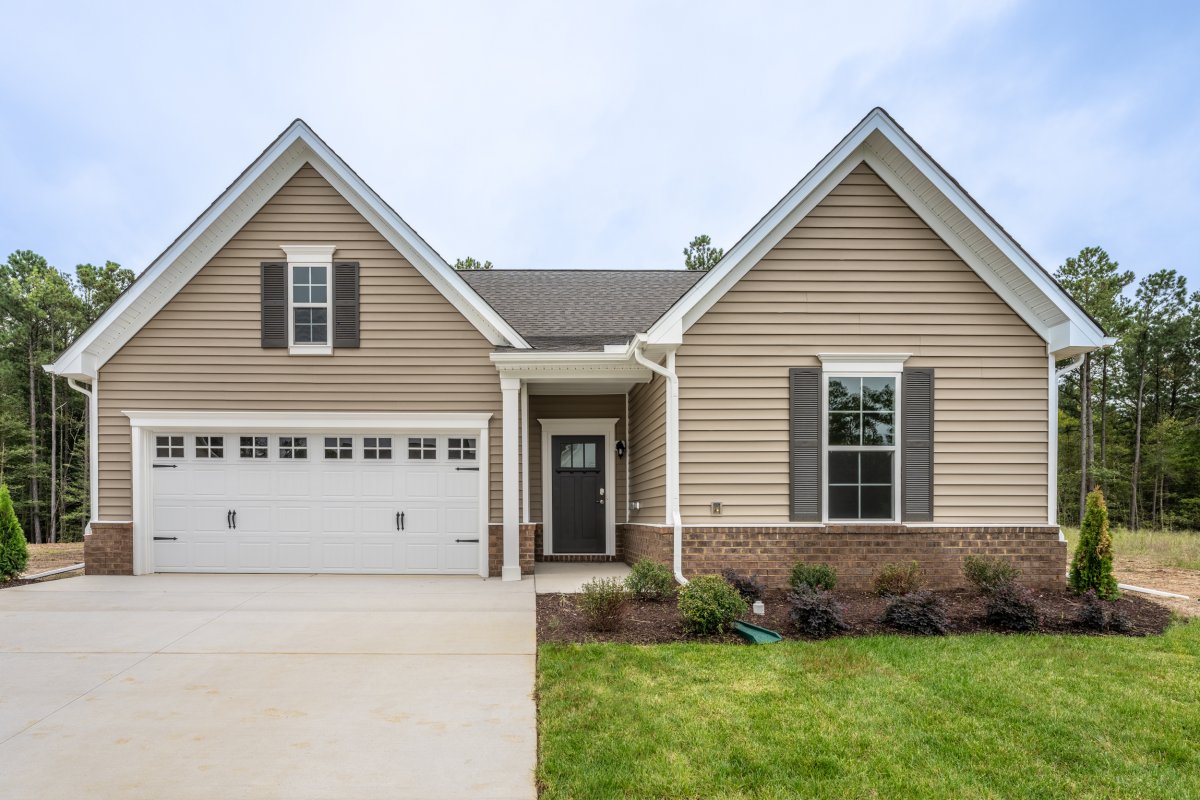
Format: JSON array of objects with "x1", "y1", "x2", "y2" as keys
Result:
[
  {"x1": 1062, "y1": 526, "x2": 1200, "y2": 571},
  {"x1": 22, "y1": 541, "x2": 85, "y2": 576},
  {"x1": 538, "y1": 624, "x2": 1200, "y2": 799}
]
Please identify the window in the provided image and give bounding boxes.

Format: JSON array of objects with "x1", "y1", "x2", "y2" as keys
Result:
[
  {"x1": 239, "y1": 436, "x2": 269, "y2": 459},
  {"x1": 291, "y1": 265, "x2": 329, "y2": 345},
  {"x1": 324, "y1": 436, "x2": 353, "y2": 459},
  {"x1": 447, "y1": 437, "x2": 476, "y2": 460},
  {"x1": 827, "y1": 376, "x2": 897, "y2": 520},
  {"x1": 195, "y1": 436, "x2": 224, "y2": 458},
  {"x1": 559, "y1": 442, "x2": 597, "y2": 469},
  {"x1": 155, "y1": 435, "x2": 184, "y2": 459},
  {"x1": 279, "y1": 436, "x2": 307, "y2": 459},
  {"x1": 407, "y1": 437, "x2": 436, "y2": 460},
  {"x1": 363, "y1": 436, "x2": 393, "y2": 459}
]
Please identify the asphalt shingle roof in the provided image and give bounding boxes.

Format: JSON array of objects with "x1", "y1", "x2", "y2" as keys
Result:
[{"x1": 459, "y1": 269, "x2": 703, "y2": 351}]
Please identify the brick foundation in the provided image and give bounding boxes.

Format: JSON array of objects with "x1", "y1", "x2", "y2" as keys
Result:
[
  {"x1": 487, "y1": 523, "x2": 537, "y2": 578},
  {"x1": 619, "y1": 523, "x2": 1067, "y2": 590},
  {"x1": 534, "y1": 524, "x2": 624, "y2": 562},
  {"x1": 84, "y1": 522, "x2": 134, "y2": 575}
]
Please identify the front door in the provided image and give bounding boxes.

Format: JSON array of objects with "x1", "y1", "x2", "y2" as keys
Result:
[{"x1": 551, "y1": 435, "x2": 606, "y2": 553}]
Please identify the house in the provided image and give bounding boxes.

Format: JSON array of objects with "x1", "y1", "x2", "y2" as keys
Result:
[{"x1": 48, "y1": 109, "x2": 1109, "y2": 588}]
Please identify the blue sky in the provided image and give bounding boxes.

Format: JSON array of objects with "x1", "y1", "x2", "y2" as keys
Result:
[{"x1": 2, "y1": 0, "x2": 1198, "y2": 291}]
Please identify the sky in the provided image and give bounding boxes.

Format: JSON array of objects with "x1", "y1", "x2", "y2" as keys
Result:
[{"x1": 2, "y1": 0, "x2": 1198, "y2": 291}]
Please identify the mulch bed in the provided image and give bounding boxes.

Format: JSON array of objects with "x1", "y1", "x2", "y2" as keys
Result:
[
  {"x1": 0, "y1": 578, "x2": 35, "y2": 591},
  {"x1": 537, "y1": 587, "x2": 1175, "y2": 645}
]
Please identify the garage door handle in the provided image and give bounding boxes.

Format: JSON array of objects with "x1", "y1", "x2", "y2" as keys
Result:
[
  {"x1": 456, "y1": 539, "x2": 479, "y2": 543},
  {"x1": 231, "y1": 510, "x2": 237, "y2": 530},
  {"x1": 396, "y1": 511, "x2": 405, "y2": 531},
  {"x1": 153, "y1": 536, "x2": 178, "y2": 541},
  {"x1": 152, "y1": 464, "x2": 177, "y2": 469},
  {"x1": 455, "y1": 467, "x2": 479, "y2": 471},
  {"x1": 226, "y1": 509, "x2": 232, "y2": 529}
]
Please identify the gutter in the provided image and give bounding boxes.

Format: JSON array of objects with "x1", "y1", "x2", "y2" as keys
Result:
[
  {"x1": 631, "y1": 336, "x2": 686, "y2": 585},
  {"x1": 63, "y1": 374, "x2": 100, "y2": 531}
]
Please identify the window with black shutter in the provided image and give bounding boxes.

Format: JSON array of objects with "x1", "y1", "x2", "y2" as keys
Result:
[
  {"x1": 901, "y1": 367, "x2": 935, "y2": 521},
  {"x1": 789, "y1": 368, "x2": 822, "y2": 521}
]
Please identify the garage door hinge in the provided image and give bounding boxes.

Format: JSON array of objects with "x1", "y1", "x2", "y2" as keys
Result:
[
  {"x1": 153, "y1": 536, "x2": 178, "y2": 541},
  {"x1": 455, "y1": 467, "x2": 479, "y2": 471},
  {"x1": 455, "y1": 538, "x2": 480, "y2": 543},
  {"x1": 152, "y1": 464, "x2": 177, "y2": 469}
]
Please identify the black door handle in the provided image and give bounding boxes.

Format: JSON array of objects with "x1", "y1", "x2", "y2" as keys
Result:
[
  {"x1": 226, "y1": 510, "x2": 232, "y2": 529},
  {"x1": 400, "y1": 512, "x2": 405, "y2": 531},
  {"x1": 455, "y1": 539, "x2": 480, "y2": 543},
  {"x1": 231, "y1": 510, "x2": 237, "y2": 530},
  {"x1": 153, "y1": 536, "x2": 178, "y2": 541},
  {"x1": 395, "y1": 512, "x2": 401, "y2": 531},
  {"x1": 152, "y1": 464, "x2": 177, "y2": 469}
]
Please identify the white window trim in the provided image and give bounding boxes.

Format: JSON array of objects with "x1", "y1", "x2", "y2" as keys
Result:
[
  {"x1": 821, "y1": 368, "x2": 903, "y2": 525},
  {"x1": 282, "y1": 244, "x2": 336, "y2": 355},
  {"x1": 539, "y1": 418, "x2": 618, "y2": 557}
]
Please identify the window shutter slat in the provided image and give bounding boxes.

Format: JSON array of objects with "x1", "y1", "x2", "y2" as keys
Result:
[
  {"x1": 902, "y1": 367, "x2": 935, "y2": 522},
  {"x1": 260, "y1": 262, "x2": 287, "y2": 348},
  {"x1": 789, "y1": 367, "x2": 822, "y2": 522},
  {"x1": 332, "y1": 261, "x2": 360, "y2": 348}
]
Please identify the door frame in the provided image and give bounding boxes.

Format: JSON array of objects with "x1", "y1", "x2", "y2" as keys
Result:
[
  {"x1": 125, "y1": 410, "x2": 493, "y2": 577},
  {"x1": 539, "y1": 418, "x2": 617, "y2": 556}
]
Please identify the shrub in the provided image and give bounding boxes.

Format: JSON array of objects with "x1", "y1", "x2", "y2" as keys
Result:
[
  {"x1": 962, "y1": 555, "x2": 1022, "y2": 594},
  {"x1": 787, "y1": 587, "x2": 849, "y2": 638},
  {"x1": 1068, "y1": 487, "x2": 1119, "y2": 600},
  {"x1": 874, "y1": 560, "x2": 924, "y2": 597},
  {"x1": 677, "y1": 575, "x2": 748, "y2": 636},
  {"x1": 576, "y1": 577, "x2": 628, "y2": 631},
  {"x1": 789, "y1": 562, "x2": 837, "y2": 592},
  {"x1": 881, "y1": 591, "x2": 948, "y2": 635},
  {"x1": 985, "y1": 582, "x2": 1040, "y2": 631},
  {"x1": 1074, "y1": 589, "x2": 1133, "y2": 633},
  {"x1": 0, "y1": 484, "x2": 28, "y2": 580},
  {"x1": 721, "y1": 568, "x2": 765, "y2": 602},
  {"x1": 625, "y1": 559, "x2": 676, "y2": 601}
]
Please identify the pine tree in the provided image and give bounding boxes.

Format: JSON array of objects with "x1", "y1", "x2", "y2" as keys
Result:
[
  {"x1": 1068, "y1": 486, "x2": 1119, "y2": 599},
  {"x1": 0, "y1": 483, "x2": 29, "y2": 579}
]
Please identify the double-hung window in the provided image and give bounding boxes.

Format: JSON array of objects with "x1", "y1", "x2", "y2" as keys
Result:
[
  {"x1": 291, "y1": 265, "x2": 329, "y2": 346},
  {"x1": 825, "y1": 374, "x2": 899, "y2": 521}
]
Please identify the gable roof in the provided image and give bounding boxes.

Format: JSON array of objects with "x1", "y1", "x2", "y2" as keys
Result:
[
  {"x1": 645, "y1": 107, "x2": 1112, "y2": 357},
  {"x1": 50, "y1": 120, "x2": 529, "y2": 379},
  {"x1": 460, "y1": 269, "x2": 702, "y2": 351}
]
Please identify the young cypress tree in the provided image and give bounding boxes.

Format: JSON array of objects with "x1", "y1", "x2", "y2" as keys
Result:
[
  {"x1": 1068, "y1": 486, "x2": 1119, "y2": 600},
  {"x1": 0, "y1": 484, "x2": 30, "y2": 579}
]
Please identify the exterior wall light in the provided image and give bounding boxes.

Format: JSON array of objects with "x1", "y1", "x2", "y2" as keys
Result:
[{"x1": 615, "y1": 440, "x2": 626, "y2": 458}]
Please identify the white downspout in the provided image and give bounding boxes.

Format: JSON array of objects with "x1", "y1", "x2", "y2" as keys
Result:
[
  {"x1": 65, "y1": 375, "x2": 100, "y2": 531},
  {"x1": 1050, "y1": 353, "x2": 1085, "y2": 538},
  {"x1": 632, "y1": 337, "x2": 685, "y2": 585}
]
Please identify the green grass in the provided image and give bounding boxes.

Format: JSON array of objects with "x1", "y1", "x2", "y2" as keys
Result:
[
  {"x1": 538, "y1": 624, "x2": 1200, "y2": 799},
  {"x1": 1062, "y1": 526, "x2": 1200, "y2": 570}
]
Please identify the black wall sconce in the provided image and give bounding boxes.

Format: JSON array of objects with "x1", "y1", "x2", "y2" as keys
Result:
[{"x1": 615, "y1": 440, "x2": 626, "y2": 459}]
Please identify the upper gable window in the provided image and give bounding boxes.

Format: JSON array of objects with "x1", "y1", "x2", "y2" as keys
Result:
[{"x1": 279, "y1": 245, "x2": 337, "y2": 355}]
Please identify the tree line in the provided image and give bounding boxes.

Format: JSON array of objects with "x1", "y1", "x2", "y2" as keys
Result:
[{"x1": 0, "y1": 251, "x2": 134, "y2": 543}]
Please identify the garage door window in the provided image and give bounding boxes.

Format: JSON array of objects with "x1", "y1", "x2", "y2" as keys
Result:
[
  {"x1": 363, "y1": 437, "x2": 393, "y2": 460},
  {"x1": 448, "y1": 437, "x2": 476, "y2": 460},
  {"x1": 408, "y1": 437, "x2": 437, "y2": 460},
  {"x1": 240, "y1": 436, "x2": 269, "y2": 459},
  {"x1": 279, "y1": 436, "x2": 308, "y2": 459},
  {"x1": 156, "y1": 435, "x2": 184, "y2": 459},
  {"x1": 324, "y1": 436, "x2": 353, "y2": 459},
  {"x1": 196, "y1": 436, "x2": 224, "y2": 458}
]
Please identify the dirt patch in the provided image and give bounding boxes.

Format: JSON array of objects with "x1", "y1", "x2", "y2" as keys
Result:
[
  {"x1": 537, "y1": 587, "x2": 1175, "y2": 645},
  {"x1": 22, "y1": 542, "x2": 85, "y2": 576},
  {"x1": 1115, "y1": 558, "x2": 1200, "y2": 618}
]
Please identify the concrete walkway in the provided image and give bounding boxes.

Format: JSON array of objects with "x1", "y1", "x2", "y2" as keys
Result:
[
  {"x1": 533, "y1": 562, "x2": 632, "y2": 593},
  {"x1": 0, "y1": 574, "x2": 536, "y2": 800}
]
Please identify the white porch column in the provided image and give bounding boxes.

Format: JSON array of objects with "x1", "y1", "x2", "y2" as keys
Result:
[{"x1": 501, "y1": 377, "x2": 522, "y2": 580}]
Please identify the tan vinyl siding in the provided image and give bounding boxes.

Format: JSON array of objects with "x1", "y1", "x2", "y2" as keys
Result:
[
  {"x1": 676, "y1": 162, "x2": 1048, "y2": 524},
  {"x1": 628, "y1": 373, "x2": 667, "y2": 523},
  {"x1": 526, "y1": 395, "x2": 626, "y2": 522},
  {"x1": 97, "y1": 164, "x2": 504, "y2": 520}
]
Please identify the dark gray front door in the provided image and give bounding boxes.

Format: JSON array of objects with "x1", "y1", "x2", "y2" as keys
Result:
[{"x1": 551, "y1": 435, "x2": 606, "y2": 554}]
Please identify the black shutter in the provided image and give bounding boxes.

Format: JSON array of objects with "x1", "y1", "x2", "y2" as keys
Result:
[
  {"x1": 332, "y1": 261, "x2": 360, "y2": 348},
  {"x1": 789, "y1": 367, "x2": 822, "y2": 522},
  {"x1": 260, "y1": 262, "x2": 287, "y2": 348},
  {"x1": 901, "y1": 367, "x2": 935, "y2": 522}
]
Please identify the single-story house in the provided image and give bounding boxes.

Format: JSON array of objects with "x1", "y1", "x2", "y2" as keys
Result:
[{"x1": 48, "y1": 108, "x2": 1109, "y2": 588}]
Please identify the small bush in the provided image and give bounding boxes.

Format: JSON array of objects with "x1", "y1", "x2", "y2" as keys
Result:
[
  {"x1": 1074, "y1": 589, "x2": 1132, "y2": 633},
  {"x1": 874, "y1": 561, "x2": 924, "y2": 597},
  {"x1": 0, "y1": 484, "x2": 29, "y2": 580},
  {"x1": 881, "y1": 591, "x2": 948, "y2": 635},
  {"x1": 577, "y1": 577, "x2": 628, "y2": 631},
  {"x1": 787, "y1": 587, "x2": 849, "y2": 638},
  {"x1": 721, "y1": 568, "x2": 766, "y2": 602},
  {"x1": 985, "y1": 582, "x2": 1040, "y2": 631},
  {"x1": 625, "y1": 559, "x2": 676, "y2": 601},
  {"x1": 790, "y1": 562, "x2": 837, "y2": 592},
  {"x1": 677, "y1": 575, "x2": 748, "y2": 636},
  {"x1": 1068, "y1": 487, "x2": 1119, "y2": 599},
  {"x1": 962, "y1": 555, "x2": 1022, "y2": 594}
]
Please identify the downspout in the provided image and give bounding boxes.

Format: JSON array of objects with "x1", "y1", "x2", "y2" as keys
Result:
[
  {"x1": 1049, "y1": 354, "x2": 1085, "y2": 538},
  {"x1": 65, "y1": 375, "x2": 99, "y2": 532},
  {"x1": 632, "y1": 336, "x2": 686, "y2": 585}
]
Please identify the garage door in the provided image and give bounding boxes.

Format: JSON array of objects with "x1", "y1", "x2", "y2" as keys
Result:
[{"x1": 150, "y1": 432, "x2": 482, "y2": 574}]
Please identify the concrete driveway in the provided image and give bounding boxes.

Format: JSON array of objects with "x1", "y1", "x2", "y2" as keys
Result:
[{"x1": 0, "y1": 573, "x2": 536, "y2": 799}]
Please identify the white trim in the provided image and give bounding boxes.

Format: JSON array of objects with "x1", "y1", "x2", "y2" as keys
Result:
[
  {"x1": 624, "y1": 391, "x2": 631, "y2": 524},
  {"x1": 126, "y1": 411, "x2": 492, "y2": 577},
  {"x1": 818, "y1": 353, "x2": 912, "y2": 372},
  {"x1": 501, "y1": 378, "x2": 521, "y2": 580},
  {"x1": 539, "y1": 418, "x2": 618, "y2": 557},
  {"x1": 821, "y1": 370, "x2": 902, "y2": 525},
  {"x1": 49, "y1": 120, "x2": 528, "y2": 380},
  {"x1": 284, "y1": 246, "x2": 335, "y2": 351},
  {"x1": 644, "y1": 108, "x2": 1108, "y2": 355},
  {"x1": 280, "y1": 244, "x2": 336, "y2": 262},
  {"x1": 520, "y1": 382, "x2": 530, "y2": 524}
]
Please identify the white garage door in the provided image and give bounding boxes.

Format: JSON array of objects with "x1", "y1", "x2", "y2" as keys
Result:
[{"x1": 150, "y1": 432, "x2": 482, "y2": 574}]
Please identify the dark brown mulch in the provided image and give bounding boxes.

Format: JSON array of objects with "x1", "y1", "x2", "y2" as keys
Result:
[
  {"x1": 537, "y1": 587, "x2": 1175, "y2": 645},
  {"x1": 0, "y1": 578, "x2": 34, "y2": 591}
]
